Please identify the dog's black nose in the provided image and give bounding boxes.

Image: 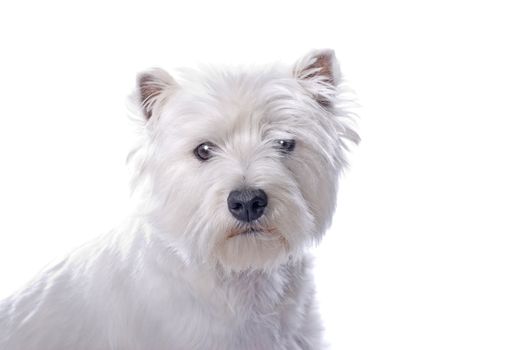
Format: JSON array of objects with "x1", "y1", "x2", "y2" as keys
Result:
[{"x1": 227, "y1": 189, "x2": 268, "y2": 222}]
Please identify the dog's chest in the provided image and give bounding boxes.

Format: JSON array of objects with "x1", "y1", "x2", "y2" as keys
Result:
[{"x1": 124, "y1": 262, "x2": 302, "y2": 349}]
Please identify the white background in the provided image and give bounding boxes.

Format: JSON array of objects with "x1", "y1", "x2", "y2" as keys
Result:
[{"x1": 1, "y1": 1, "x2": 522, "y2": 349}]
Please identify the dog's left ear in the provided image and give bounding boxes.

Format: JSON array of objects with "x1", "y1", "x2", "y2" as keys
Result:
[
  {"x1": 136, "y1": 68, "x2": 177, "y2": 120},
  {"x1": 293, "y1": 49, "x2": 341, "y2": 107}
]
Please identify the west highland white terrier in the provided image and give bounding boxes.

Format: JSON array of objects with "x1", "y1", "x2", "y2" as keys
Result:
[{"x1": 0, "y1": 49, "x2": 358, "y2": 349}]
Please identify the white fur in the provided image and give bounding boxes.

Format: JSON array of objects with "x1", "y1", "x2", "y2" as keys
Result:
[{"x1": 0, "y1": 49, "x2": 358, "y2": 350}]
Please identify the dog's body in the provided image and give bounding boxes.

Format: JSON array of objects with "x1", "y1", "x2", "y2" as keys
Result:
[
  {"x1": 0, "y1": 222, "x2": 322, "y2": 349},
  {"x1": 0, "y1": 49, "x2": 357, "y2": 349}
]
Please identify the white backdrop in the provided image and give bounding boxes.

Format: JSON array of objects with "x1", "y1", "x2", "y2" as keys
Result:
[{"x1": 1, "y1": 1, "x2": 522, "y2": 349}]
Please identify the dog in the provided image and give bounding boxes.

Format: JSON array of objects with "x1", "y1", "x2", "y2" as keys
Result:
[{"x1": 0, "y1": 49, "x2": 358, "y2": 349}]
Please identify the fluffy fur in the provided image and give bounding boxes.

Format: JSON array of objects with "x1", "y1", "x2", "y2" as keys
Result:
[{"x1": 0, "y1": 49, "x2": 358, "y2": 349}]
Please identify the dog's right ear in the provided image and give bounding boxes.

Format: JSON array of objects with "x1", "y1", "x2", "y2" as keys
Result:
[{"x1": 136, "y1": 68, "x2": 176, "y2": 120}]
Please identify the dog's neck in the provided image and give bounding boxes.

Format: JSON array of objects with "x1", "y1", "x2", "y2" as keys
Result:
[
  {"x1": 115, "y1": 217, "x2": 308, "y2": 293},
  {"x1": 98, "y1": 218, "x2": 310, "y2": 327}
]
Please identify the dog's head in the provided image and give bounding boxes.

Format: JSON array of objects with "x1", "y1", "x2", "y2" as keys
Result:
[{"x1": 129, "y1": 49, "x2": 358, "y2": 271}]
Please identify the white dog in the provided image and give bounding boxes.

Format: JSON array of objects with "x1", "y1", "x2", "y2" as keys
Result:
[{"x1": 0, "y1": 49, "x2": 358, "y2": 349}]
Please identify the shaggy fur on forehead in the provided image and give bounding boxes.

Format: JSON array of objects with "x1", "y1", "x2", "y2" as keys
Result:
[{"x1": 132, "y1": 63, "x2": 357, "y2": 167}]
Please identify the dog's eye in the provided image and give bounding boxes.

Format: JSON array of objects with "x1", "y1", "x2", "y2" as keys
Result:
[
  {"x1": 194, "y1": 142, "x2": 216, "y2": 161},
  {"x1": 276, "y1": 139, "x2": 296, "y2": 153}
]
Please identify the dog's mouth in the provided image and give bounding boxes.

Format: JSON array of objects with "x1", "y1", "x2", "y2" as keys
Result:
[{"x1": 226, "y1": 226, "x2": 277, "y2": 239}]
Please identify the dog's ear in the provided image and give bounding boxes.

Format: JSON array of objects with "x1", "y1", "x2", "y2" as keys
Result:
[
  {"x1": 136, "y1": 68, "x2": 176, "y2": 120},
  {"x1": 293, "y1": 49, "x2": 341, "y2": 107}
]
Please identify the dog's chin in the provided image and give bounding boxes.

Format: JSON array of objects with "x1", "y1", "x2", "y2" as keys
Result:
[{"x1": 215, "y1": 225, "x2": 291, "y2": 271}]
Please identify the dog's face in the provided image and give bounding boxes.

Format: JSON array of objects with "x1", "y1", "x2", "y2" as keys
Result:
[{"x1": 130, "y1": 50, "x2": 357, "y2": 271}]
